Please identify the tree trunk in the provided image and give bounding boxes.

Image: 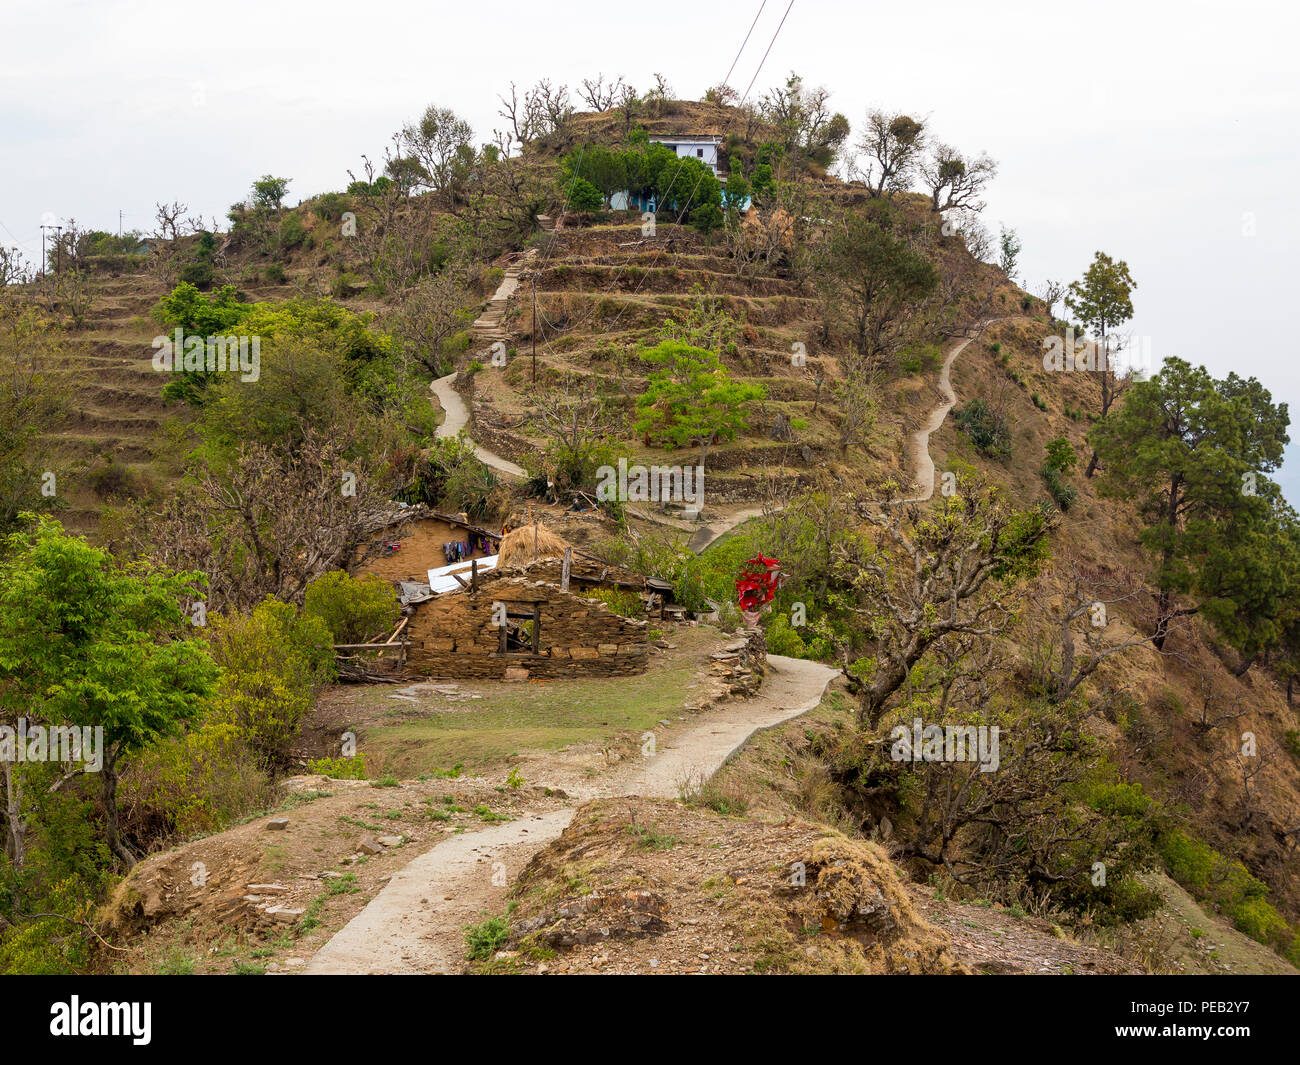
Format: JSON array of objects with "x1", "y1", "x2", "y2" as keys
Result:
[
  {"x1": 1233, "y1": 653, "x2": 1256, "y2": 678},
  {"x1": 101, "y1": 752, "x2": 135, "y2": 868},
  {"x1": 2, "y1": 761, "x2": 26, "y2": 871}
]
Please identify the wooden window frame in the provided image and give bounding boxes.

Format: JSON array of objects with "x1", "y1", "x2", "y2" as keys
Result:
[{"x1": 498, "y1": 602, "x2": 541, "y2": 656}]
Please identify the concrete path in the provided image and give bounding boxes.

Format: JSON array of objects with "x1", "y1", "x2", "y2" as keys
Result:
[
  {"x1": 302, "y1": 655, "x2": 836, "y2": 974},
  {"x1": 429, "y1": 373, "x2": 526, "y2": 478}
]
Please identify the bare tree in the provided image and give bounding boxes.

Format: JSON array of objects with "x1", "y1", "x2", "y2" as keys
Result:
[
  {"x1": 838, "y1": 486, "x2": 1053, "y2": 727},
  {"x1": 131, "y1": 429, "x2": 406, "y2": 612},
  {"x1": 153, "y1": 200, "x2": 191, "y2": 242},
  {"x1": 921, "y1": 144, "x2": 997, "y2": 215},
  {"x1": 0, "y1": 246, "x2": 31, "y2": 288},
  {"x1": 1030, "y1": 562, "x2": 1153, "y2": 703},
  {"x1": 1038, "y1": 279, "x2": 1066, "y2": 320},
  {"x1": 579, "y1": 73, "x2": 626, "y2": 112},
  {"x1": 856, "y1": 110, "x2": 927, "y2": 197}
]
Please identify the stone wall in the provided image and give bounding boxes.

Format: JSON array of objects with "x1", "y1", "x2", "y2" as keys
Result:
[{"x1": 406, "y1": 577, "x2": 649, "y2": 680}]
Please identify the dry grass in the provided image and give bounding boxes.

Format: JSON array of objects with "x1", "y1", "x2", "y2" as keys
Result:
[{"x1": 497, "y1": 522, "x2": 571, "y2": 569}]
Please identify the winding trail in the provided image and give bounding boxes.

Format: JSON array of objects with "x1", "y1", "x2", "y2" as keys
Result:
[
  {"x1": 302, "y1": 656, "x2": 835, "y2": 974},
  {"x1": 430, "y1": 373, "x2": 526, "y2": 478},
  {"x1": 897, "y1": 324, "x2": 989, "y2": 503}
]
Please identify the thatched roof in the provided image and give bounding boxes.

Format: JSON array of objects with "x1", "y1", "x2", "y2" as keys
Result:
[{"x1": 497, "y1": 523, "x2": 570, "y2": 570}]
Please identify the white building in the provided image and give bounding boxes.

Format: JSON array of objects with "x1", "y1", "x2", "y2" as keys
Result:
[{"x1": 650, "y1": 135, "x2": 725, "y2": 175}]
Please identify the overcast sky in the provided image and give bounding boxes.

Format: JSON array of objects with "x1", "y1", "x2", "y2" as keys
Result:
[{"x1": 4, "y1": 0, "x2": 1298, "y2": 496}]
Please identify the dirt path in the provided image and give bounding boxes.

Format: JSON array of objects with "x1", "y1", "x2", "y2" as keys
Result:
[
  {"x1": 898, "y1": 328, "x2": 985, "y2": 503},
  {"x1": 302, "y1": 655, "x2": 836, "y2": 974}
]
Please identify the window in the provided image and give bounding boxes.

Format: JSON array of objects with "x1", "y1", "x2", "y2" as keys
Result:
[
  {"x1": 696, "y1": 148, "x2": 703, "y2": 157},
  {"x1": 499, "y1": 603, "x2": 541, "y2": 655}
]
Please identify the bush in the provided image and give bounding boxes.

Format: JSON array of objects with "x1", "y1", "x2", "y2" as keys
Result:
[
  {"x1": 1041, "y1": 465, "x2": 1076, "y2": 511},
  {"x1": 898, "y1": 343, "x2": 941, "y2": 374},
  {"x1": 585, "y1": 587, "x2": 644, "y2": 618},
  {"x1": 955, "y1": 398, "x2": 1011, "y2": 458},
  {"x1": 264, "y1": 263, "x2": 287, "y2": 284},
  {"x1": 208, "y1": 598, "x2": 335, "y2": 770},
  {"x1": 306, "y1": 754, "x2": 368, "y2": 779},
  {"x1": 567, "y1": 178, "x2": 602, "y2": 213},
  {"x1": 178, "y1": 260, "x2": 214, "y2": 288},
  {"x1": 465, "y1": 916, "x2": 510, "y2": 960},
  {"x1": 304, "y1": 570, "x2": 401, "y2": 644},
  {"x1": 690, "y1": 203, "x2": 723, "y2": 234}
]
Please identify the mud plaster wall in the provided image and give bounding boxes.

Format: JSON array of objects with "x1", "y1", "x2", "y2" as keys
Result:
[{"x1": 358, "y1": 518, "x2": 496, "y2": 583}]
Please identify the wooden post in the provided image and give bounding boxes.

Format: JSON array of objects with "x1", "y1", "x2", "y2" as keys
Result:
[
  {"x1": 531, "y1": 276, "x2": 537, "y2": 383},
  {"x1": 471, "y1": 558, "x2": 478, "y2": 592},
  {"x1": 560, "y1": 546, "x2": 572, "y2": 592}
]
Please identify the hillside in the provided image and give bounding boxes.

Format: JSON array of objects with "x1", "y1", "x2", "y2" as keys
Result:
[{"x1": 4, "y1": 89, "x2": 1300, "y2": 981}]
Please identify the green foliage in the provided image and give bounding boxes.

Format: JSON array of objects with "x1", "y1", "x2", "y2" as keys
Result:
[
  {"x1": 208, "y1": 598, "x2": 335, "y2": 771},
  {"x1": 1041, "y1": 465, "x2": 1077, "y2": 511},
  {"x1": 584, "y1": 587, "x2": 644, "y2": 619},
  {"x1": 898, "y1": 343, "x2": 941, "y2": 374},
  {"x1": 1091, "y1": 356, "x2": 1291, "y2": 657},
  {"x1": 633, "y1": 340, "x2": 764, "y2": 460},
  {"x1": 304, "y1": 570, "x2": 400, "y2": 644},
  {"x1": 1043, "y1": 437, "x2": 1077, "y2": 474},
  {"x1": 251, "y1": 175, "x2": 291, "y2": 212},
  {"x1": 956, "y1": 398, "x2": 1011, "y2": 458},
  {"x1": 1066, "y1": 251, "x2": 1136, "y2": 339},
  {"x1": 306, "y1": 754, "x2": 368, "y2": 779},
  {"x1": 465, "y1": 915, "x2": 510, "y2": 960},
  {"x1": 1159, "y1": 830, "x2": 1298, "y2": 959},
  {"x1": 567, "y1": 178, "x2": 603, "y2": 213},
  {"x1": 394, "y1": 435, "x2": 500, "y2": 522}
]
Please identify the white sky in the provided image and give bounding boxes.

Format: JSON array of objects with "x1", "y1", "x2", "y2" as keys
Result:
[{"x1": 4, "y1": 0, "x2": 1298, "y2": 496}]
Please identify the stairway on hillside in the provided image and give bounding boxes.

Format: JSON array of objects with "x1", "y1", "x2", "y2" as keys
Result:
[{"x1": 469, "y1": 250, "x2": 536, "y2": 347}]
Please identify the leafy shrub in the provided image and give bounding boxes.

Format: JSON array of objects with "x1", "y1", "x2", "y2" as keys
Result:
[
  {"x1": 690, "y1": 203, "x2": 723, "y2": 234},
  {"x1": 567, "y1": 178, "x2": 602, "y2": 213},
  {"x1": 898, "y1": 343, "x2": 941, "y2": 374},
  {"x1": 208, "y1": 598, "x2": 335, "y2": 770},
  {"x1": 585, "y1": 587, "x2": 645, "y2": 618},
  {"x1": 465, "y1": 916, "x2": 510, "y2": 960},
  {"x1": 306, "y1": 754, "x2": 368, "y2": 779},
  {"x1": 955, "y1": 398, "x2": 1011, "y2": 458},
  {"x1": 1043, "y1": 437, "x2": 1077, "y2": 474},
  {"x1": 304, "y1": 570, "x2": 401, "y2": 644},
  {"x1": 1041, "y1": 466, "x2": 1076, "y2": 511}
]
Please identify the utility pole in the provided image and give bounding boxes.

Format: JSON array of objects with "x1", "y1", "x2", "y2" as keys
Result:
[
  {"x1": 531, "y1": 276, "x2": 537, "y2": 384},
  {"x1": 119, "y1": 210, "x2": 124, "y2": 237},
  {"x1": 39, "y1": 224, "x2": 61, "y2": 277}
]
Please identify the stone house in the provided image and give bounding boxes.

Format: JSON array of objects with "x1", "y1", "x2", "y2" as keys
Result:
[{"x1": 404, "y1": 563, "x2": 649, "y2": 680}]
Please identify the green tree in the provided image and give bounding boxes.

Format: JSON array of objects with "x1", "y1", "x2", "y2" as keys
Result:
[
  {"x1": 0, "y1": 519, "x2": 218, "y2": 865},
  {"x1": 1090, "y1": 357, "x2": 1290, "y2": 654},
  {"x1": 827, "y1": 202, "x2": 938, "y2": 366},
  {"x1": 998, "y1": 226, "x2": 1022, "y2": 279},
  {"x1": 633, "y1": 340, "x2": 764, "y2": 468},
  {"x1": 1066, "y1": 251, "x2": 1137, "y2": 476},
  {"x1": 251, "y1": 175, "x2": 291, "y2": 212},
  {"x1": 1043, "y1": 437, "x2": 1077, "y2": 474},
  {"x1": 567, "y1": 178, "x2": 603, "y2": 213},
  {"x1": 304, "y1": 571, "x2": 401, "y2": 644}
]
